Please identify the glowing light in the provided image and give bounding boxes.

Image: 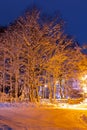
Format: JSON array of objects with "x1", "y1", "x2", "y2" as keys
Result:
[
  {"x1": 83, "y1": 85, "x2": 87, "y2": 93},
  {"x1": 44, "y1": 84, "x2": 47, "y2": 88},
  {"x1": 81, "y1": 74, "x2": 87, "y2": 93},
  {"x1": 55, "y1": 80, "x2": 59, "y2": 85},
  {"x1": 82, "y1": 74, "x2": 87, "y2": 81}
]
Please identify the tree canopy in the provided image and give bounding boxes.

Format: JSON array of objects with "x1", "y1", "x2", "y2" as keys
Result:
[{"x1": 0, "y1": 8, "x2": 87, "y2": 102}]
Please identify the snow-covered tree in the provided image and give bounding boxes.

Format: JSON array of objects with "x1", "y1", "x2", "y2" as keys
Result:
[{"x1": 0, "y1": 7, "x2": 86, "y2": 102}]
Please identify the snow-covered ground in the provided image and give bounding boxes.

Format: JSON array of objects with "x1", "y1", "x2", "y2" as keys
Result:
[{"x1": 0, "y1": 102, "x2": 87, "y2": 130}]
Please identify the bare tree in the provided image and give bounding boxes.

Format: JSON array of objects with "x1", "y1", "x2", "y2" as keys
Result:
[{"x1": 0, "y1": 7, "x2": 86, "y2": 103}]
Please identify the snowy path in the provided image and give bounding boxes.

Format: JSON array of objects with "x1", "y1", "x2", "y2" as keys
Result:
[{"x1": 0, "y1": 103, "x2": 87, "y2": 130}]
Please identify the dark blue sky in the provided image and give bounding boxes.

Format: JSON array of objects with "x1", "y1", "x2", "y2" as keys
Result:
[{"x1": 0, "y1": 0, "x2": 87, "y2": 45}]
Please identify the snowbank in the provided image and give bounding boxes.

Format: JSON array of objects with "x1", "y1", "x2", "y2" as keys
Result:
[{"x1": 0, "y1": 102, "x2": 87, "y2": 130}]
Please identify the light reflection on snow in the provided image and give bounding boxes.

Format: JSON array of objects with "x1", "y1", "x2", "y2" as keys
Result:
[
  {"x1": 40, "y1": 99, "x2": 87, "y2": 110},
  {"x1": 0, "y1": 99, "x2": 87, "y2": 110}
]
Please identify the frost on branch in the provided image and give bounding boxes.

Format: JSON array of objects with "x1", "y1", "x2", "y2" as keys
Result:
[{"x1": 0, "y1": 8, "x2": 86, "y2": 102}]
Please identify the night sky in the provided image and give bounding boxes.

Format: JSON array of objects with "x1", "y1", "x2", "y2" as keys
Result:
[{"x1": 0, "y1": 0, "x2": 87, "y2": 45}]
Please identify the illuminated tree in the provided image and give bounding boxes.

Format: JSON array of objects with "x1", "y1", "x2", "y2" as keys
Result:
[
  {"x1": 0, "y1": 7, "x2": 86, "y2": 103},
  {"x1": 8, "y1": 8, "x2": 66, "y2": 102}
]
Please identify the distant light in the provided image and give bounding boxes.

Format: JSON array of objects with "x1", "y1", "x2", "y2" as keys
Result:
[
  {"x1": 44, "y1": 84, "x2": 47, "y2": 88},
  {"x1": 82, "y1": 75, "x2": 87, "y2": 81},
  {"x1": 81, "y1": 74, "x2": 87, "y2": 93},
  {"x1": 55, "y1": 80, "x2": 58, "y2": 85},
  {"x1": 83, "y1": 85, "x2": 87, "y2": 93}
]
